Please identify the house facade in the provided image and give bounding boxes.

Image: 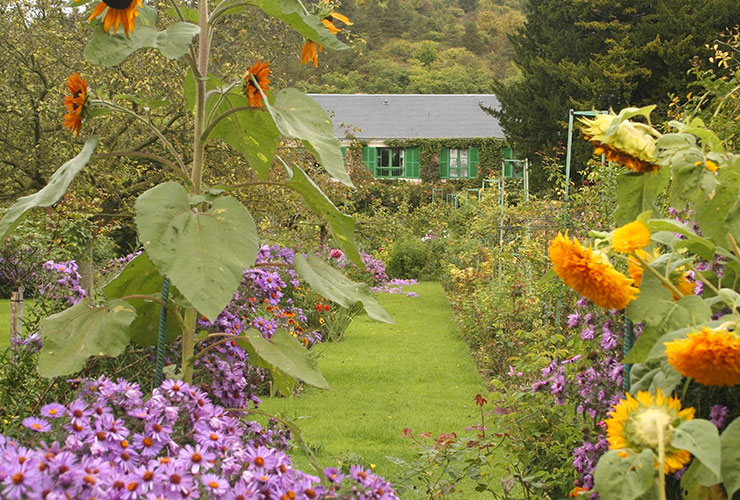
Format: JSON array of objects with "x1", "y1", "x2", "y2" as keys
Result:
[{"x1": 308, "y1": 94, "x2": 506, "y2": 181}]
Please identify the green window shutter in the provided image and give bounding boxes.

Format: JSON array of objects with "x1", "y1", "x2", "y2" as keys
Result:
[
  {"x1": 405, "y1": 148, "x2": 420, "y2": 178},
  {"x1": 439, "y1": 148, "x2": 450, "y2": 178},
  {"x1": 341, "y1": 146, "x2": 348, "y2": 167},
  {"x1": 468, "y1": 147, "x2": 479, "y2": 178},
  {"x1": 362, "y1": 147, "x2": 377, "y2": 176}
]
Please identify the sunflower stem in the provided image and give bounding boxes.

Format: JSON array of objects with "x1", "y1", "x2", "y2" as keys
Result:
[
  {"x1": 656, "y1": 424, "x2": 667, "y2": 500},
  {"x1": 181, "y1": 307, "x2": 198, "y2": 384},
  {"x1": 634, "y1": 253, "x2": 684, "y2": 298},
  {"x1": 684, "y1": 262, "x2": 723, "y2": 298},
  {"x1": 191, "y1": 0, "x2": 211, "y2": 195}
]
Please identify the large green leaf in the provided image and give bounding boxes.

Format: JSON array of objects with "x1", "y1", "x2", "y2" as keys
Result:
[
  {"x1": 184, "y1": 71, "x2": 278, "y2": 179},
  {"x1": 593, "y1": 449, "x2": 655, "y2": 500},
  {"x1": 721, "y1": 418, "x2": 740, "y2": 498},
  {"x1": 647, "y1": 219, "x2": 716, "y2": 261},
  {"x1": 103, "y1": 253, "x2": 181, "y2": 346},
  {"x1": 135, "y1": 182, "x2": 259, "y2": 321},
  {"x1": 284, "y1": 163, "x2": 362, "y2": 266},
  {"x1": 695, "y1": 163, "x2": 740, "y2": 248},
  {"x1": 673, "y1": 420, "x2": 721, "y2": 478},
  {"x1": 38, "y1": 299, "x2": 136, "y2": 377},
  {"x1": 244, "y1": 0, "x2": 348, "y2": 51},
  {"x1": 85, "y1": 13, "x2": 200, "y2": 66},
  {"x1": 614, "y1": 168, "x2": 669, "y2": 226},
  {"x1": 238, "y1": 328, "x2": 329, "y2": 394},
  {"x1": 628, "y1": 360, "x2": 683, "y2": 394},
  {"x1": 0, "y1": 137, "x2": 98, "y2": 240},
  {"x1": 681, "y1": 461, "x2": 722, "y2": 500},
  {"x1": 293, "y1": 254, "x2": 393, "y2": 323},
  {"x1": 265, "y1": 89, "x2": 353, "y2": 187},
  {"x1": 626, "y1": 273, "x2": 712, "y2": 363}
]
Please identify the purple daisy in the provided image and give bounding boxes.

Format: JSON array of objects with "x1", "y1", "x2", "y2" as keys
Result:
[{"x1": 22, "y1": 416, "x2": 51, "y2": 433}]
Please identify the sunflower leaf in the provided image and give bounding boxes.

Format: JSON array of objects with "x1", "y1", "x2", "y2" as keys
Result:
[
  {"x1": 593, "y1": 449, "x2": 654, "y2": 500},
  {"x1": 38, "y1": 299, "x2": 136, "y2": 378},
  {"x1": 293, "y1": 254, "x2": 393, "y2": 323},
  {"x1": 721, "y1": 418, "x2": 740, "y2": 498},
  {"x1": 84, "y1": 19, "x2": 199, "y2": 66},
  {"x1": 674, "y1": 419, "x2": 721, "y2": 478},
  {"x1": 282, "y1": 162, "x2": 362, "y2": 267},
  {"x1": 614, "y1": 168, "x2": 669, "y2": 226},
  {"x1": 135, "y1": 182, "x2": 259, "y2": 321},
  {"x1": 244, "y1": 0, "x2": 348, "y2": 51},
  {"x1": 0, "y1": 137, "x2": 98, "y2": 240},
  {"x1": 264, "y1": 89, "x2": 353, "y2": 187}
]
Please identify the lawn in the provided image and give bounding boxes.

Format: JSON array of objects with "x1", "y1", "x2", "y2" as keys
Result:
[{"x1": 258, "y1": 282, "x2": 493, "y2": 498}]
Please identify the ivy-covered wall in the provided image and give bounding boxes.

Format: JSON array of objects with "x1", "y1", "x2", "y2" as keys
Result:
[{"x1": 382, "y1": 137, "x2": 506, "y2": 187}]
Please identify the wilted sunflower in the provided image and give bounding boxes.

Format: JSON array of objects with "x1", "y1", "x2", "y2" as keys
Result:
[
  {"x1": 665, "y1": 326, "x2": 740, "y2": 386},
  {"x1": 63, "y1": 72, "x2": 88, "y2": 136},
  {"x1": 88, "y1": 0, "x2": 143, "y2": 36},
  {"x1": 301, "y1": 40, "x2": 322, "y2": 67},
  {"x1": 606, "y1": 390, "x2": 695, "y2": 474},
  {"x1": 580, "y1": 114, "x2": 660, "y2": 174},
  {"x1": 244, "y1": 60, "x2": 270, "y2": 108},
  {"x1": 611, "y1": 220, "x2": 651, "y2": 253},
  {"x1": 548, "y1": 232, "x2": 638, "y2": 310}
]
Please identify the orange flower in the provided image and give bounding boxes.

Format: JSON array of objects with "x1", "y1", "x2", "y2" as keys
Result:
[
  {"x1": 63, "y1": 73, "x2": 88, "y2": 136},
  {"x1": 549, "y1": 232, "x2": 638, "y2": 310},
  {"x1": 88, "y1": 0, "x2": 143, "y2": 36},
  {"x1": 301, "y1": 40, "x2": 322, "y2": 67},
  {"x1": 244, "y1": 60, "x2": 270, "y2": 108},
  {"x1": 611, "y1": 221, "x2": 651, "y2": 253},
  {"x1": 665, "y1": 326, "x2": 740, "y2": 386},
  {"x1": 321, "y1": 11, "x2": 353, "y2": 34}
]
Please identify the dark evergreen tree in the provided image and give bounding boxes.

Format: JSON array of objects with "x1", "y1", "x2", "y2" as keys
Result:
[{"x1": 491, "y1": 0, "x2": 740, "y2": 191}]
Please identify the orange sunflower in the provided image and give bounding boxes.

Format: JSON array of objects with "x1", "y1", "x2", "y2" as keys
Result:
[
  {"x1": 244, "y1": 60, "x2": 271, "y2": 108},
  {"x1": 88, "y1": 0, "x2": 144, "y2": 36},
  {"x1": 301, "y1": 40, "x2": 322, "y2": 67},
  {"x1": 548, "y1": 232, "x2": 638, "y2": 310},
  {"x1": 665, "y1": 326, "x2": 740, "y2": 386},
  {"x1": 606, "y1": 390, "x2": 695, "y2": 474},
  {"x1": 611, "y1": 221, "x2": 651, "y2": 253},
  {"x1": 580, "y1": 114, "x2": 660, "y2": 174},
  {"x1": 63, "y1": 72, "x2": 88, "y2": 136}
]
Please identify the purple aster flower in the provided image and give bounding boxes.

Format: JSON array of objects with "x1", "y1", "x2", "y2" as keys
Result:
[
  {"x1": 201, "y1": 473, "x2": 229, "y2": 496},
  {"x1": 566, "y1": 312, "x2": 581, "y2": 329},
  {"x1": 22, "y1": 416, "x2": 51, "y2": 433},
  {"x1": 710, "y1": 405, "x2": 729, "y2": 429},
  {"x1": 2, "y1": 460, "x2": 41, "y2": 499},
  {"x1": 40, "y1": 402, "x2": 66, "y2": 419},
  {"x1": 324, "y1": 467, "x2": 344, "y2": 483},
  {"x1": 177, "y1": 444, "x2": 215, "y2": 474}
]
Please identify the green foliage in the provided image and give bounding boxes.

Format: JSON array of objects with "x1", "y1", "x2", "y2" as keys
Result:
[
  {"x1": 38, "y1": 299, "x2": 136, "y2": 377},
  {"x1": 385, "y1": 237, "x2": 428, "y2": 280},
  {"x1": 593, "y1": 449, "x2": 655, "y2": 500}
]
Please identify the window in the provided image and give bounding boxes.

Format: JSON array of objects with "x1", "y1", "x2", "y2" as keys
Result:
[
  {"x1": 376, "y1": 148, "x2": 404, "y2": 178},
  {"x1": 449, "y1": 149, "x2": 468, "y2": 178}
]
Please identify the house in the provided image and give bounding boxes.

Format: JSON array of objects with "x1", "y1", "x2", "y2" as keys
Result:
[{"x1": 308, "y1": 94, "x2": 506, "y2": 180}]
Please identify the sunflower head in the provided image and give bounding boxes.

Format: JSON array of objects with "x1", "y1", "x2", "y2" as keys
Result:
[
  {"x1": 606, "y1": 390, "x2": 695, "y2": 474},
  {"x1": 611, "y1": 220, "x2": 651, "y2": 253},
  {"x1": 87, "y1": 0, "x2": 143, "y2": 36},
  {"x1": 244, "y1": 60, "x2": 271, "y2": 108},
  {"x1": 548, "y1": 232, "x2": 638, "y2": 310},
  {"x1": 63, "y1": 72, "x2": 89, "y2": 136},
  {"x1": 665, "y1": 325, "x2": 740, "y2": 386},
  {"x1": 580, "y1": 114, "x2": 659, "y2": 173}
]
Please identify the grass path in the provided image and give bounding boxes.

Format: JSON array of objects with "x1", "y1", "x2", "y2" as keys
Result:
[{"x1": 258, "y1": 282, "x2": 487, "y2": 497}]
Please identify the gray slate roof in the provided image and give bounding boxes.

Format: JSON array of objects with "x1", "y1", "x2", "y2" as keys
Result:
[{"x1": 308, "y1": 94, "x2": 504, "y2": 140}]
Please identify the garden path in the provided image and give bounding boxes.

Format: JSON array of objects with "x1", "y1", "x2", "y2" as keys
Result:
[{"x1": 258, "y1": 281, "x2": 487, "y2": 496}]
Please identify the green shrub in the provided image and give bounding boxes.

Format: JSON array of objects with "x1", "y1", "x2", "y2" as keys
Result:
[{"x1": 386, "y1": 237, "x2": 429, "y2": 279}]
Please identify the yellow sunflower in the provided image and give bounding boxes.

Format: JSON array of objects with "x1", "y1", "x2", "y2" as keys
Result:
[
  {"x1": 548, "y1": 232, "x2": 638, "y2": 310},
  {"x1": 88, "y1": 0, "x2": 143, "y2": 36},
  {"x1": 606, "y1": 390, "x2": 695, "y2": 474},
  {"x1": 611, "y1": 221, "x2": 651, "y2": 253},
  {"x1": 244, "y1": 60, "x2": 270, "y2": 108},
  {"x1": 301, "y1": 40, "x2": 322, "y2": 67},
  {"x1": 580, "y1": 114, "x2": 660, "y2": 174},
  {"x1": 665, "y1": 326, "x2": 740, "y2": 386},
  {"x1": 63, "y1": 72, "x2": 88, "y2": 136}
]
